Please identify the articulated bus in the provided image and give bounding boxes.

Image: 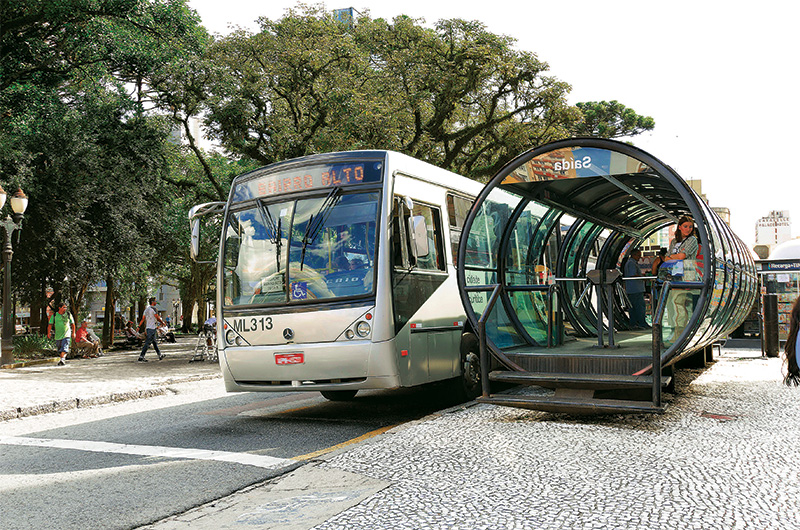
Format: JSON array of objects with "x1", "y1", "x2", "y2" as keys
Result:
[{"x1": 190, "y1": 150, "x2": 496, "y2": 401}]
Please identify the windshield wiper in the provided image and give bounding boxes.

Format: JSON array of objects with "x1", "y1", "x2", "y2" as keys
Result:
[
  {"x1": 260, "y1": 203, "x2": 282, "y2": 267},
  {"x1": 300, "y1": 187, "x2": 342, "y2": 270}
]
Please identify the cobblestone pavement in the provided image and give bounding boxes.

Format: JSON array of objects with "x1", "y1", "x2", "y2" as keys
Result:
[
  {"x1": 307, "y1": 345, "x2": 800, "y2": 530},
  {"x1": 0, "y1": 335, "x2": 221, "y2": 420},
  {"x1": 5, "y1": 337, "x2": 799, "y2": 529}
]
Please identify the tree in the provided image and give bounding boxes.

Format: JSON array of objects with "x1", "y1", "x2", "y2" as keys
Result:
[
  {"x1": 200, "y1": 7, "x2": 653, "y2": 181},
  {"x1": 0, "y1": 1, "x2": 208, "y2": 346},
  {"x1": 156, "y1": 150, "x2": 258, "y2": 332},
  {"x1": 0, "y1": 0, "x2": 205, "y2": 92},
  {"x1": 11, "y1": 86, "x2": 174, "y2": 336},
  {"x1": 572, "y1": 101, "x2": 656, "y2": 138}
]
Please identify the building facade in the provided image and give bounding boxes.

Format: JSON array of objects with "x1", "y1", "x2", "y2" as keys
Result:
[{"x1": 755, "y1": 210, "x2": 792, "y2": 252}]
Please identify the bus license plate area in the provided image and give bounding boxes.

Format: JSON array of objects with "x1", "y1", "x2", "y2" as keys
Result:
[{"x1": 275, "y1": 352, "x2": 304, "y2": 365}]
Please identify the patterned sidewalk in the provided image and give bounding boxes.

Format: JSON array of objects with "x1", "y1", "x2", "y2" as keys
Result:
[{"x1": 0, "y1": 335, "x2": 220, "y2": 420}]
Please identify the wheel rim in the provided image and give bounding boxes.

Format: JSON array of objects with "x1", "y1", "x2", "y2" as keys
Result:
[{"x1": 463, "y1": 351, "x2": 480, "y2": 390}]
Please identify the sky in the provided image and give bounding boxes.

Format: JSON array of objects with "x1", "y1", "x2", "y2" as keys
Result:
[{"x1": 187, "y1": 0, "x2": 799, "y2": 247}]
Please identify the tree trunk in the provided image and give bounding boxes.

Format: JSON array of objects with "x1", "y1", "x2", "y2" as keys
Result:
[
  {"x1": 137, "y1": 297, "x2": 146, "y2": 331},
  {"x1": 181, "y1": 295, "x2": 194, "y2": 333},
  {"x1": 68, "y1": 278, "x2": 89, "y2": 327},
  {"x1": 102, "y1": 274, "x2": 116, "y2": 348},
  {"x1": 29, "y1": 278, "x2": 44, "y2": 330}
]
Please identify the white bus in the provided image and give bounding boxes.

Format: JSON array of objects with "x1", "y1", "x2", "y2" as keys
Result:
[{"x1": 189, "y1": 150, "x2": 490, "y2": 401}]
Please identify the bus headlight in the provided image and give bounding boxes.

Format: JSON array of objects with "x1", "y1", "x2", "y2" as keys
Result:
[
  {"x1": 226, "y1": 330, "x2": 236, "y2": 345},
  {"x1": 356, "y1": 321, "x2": 371, "y2": 337},
  {"x1": 345, "y1": 329, "x2": 355, "y2": 340}
]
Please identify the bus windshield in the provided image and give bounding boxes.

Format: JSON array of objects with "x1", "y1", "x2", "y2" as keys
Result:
[{"x1": 223, "y1": 191, "x2": 379, "y2": 306}]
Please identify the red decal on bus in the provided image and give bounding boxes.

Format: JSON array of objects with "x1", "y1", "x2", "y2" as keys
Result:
[{"x1": 275, "y1": 353, "x2": 304, "y2": 365}]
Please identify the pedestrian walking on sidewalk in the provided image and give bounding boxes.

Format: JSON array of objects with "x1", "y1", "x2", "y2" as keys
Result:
[
  {"x1": 48, "y1": 302, "x2": 75, "y2": 366},
  {"x1": 783, "y1": 295, "x2": 800, "y2": 386},
  {"x1": 138, "y1": 297, "x2": 166, "y2": 362}
]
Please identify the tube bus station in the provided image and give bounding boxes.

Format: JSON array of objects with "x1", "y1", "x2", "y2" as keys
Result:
[{"x1": 456, "y1": 138, "x2": 757, "y2": 414}]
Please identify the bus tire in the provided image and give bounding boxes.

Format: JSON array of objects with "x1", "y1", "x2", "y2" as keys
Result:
[
  {"x1": 320, "y1": 390, "x2": 358, "y2": 401},
  {"x1": 457, "y1": 332, "x2": 482, "y2": 400}
]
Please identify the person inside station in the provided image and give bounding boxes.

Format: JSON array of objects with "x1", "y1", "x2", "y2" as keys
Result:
[
  {"x1": 624, "y1": 248, "x2": 649, "y2": 329},
  {"x1": 666, "y1": 216, "x2": 700, "y2": 280},
  {"x1": 665, "y1": 215, "x2": 702, "y2": 338},
  {"x1": 651, "y1": 247, "x2": 667, "y2": 275}
]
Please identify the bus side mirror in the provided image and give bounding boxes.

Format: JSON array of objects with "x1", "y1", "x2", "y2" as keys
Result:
[
  {"x1": 190, "y1": 217, "x2": 201, "y2": 261},
  {"x1": 188, "y1": 202, "x2": 226, "y2": 263},
  {"x1": 408, "y1": 215, "x2": 429, "y2": 260}
]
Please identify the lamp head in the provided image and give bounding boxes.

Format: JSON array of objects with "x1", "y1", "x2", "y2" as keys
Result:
[
  {"x1": 0, "y1": 185, "x2": 6, "y2": 211},
  {"x1": 10, "y1": 188, "x2": 28, "y2": 216}
]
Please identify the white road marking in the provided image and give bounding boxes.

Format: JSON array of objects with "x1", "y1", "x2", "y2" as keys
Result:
[{"x1": 0, "y1": 436, "x2": 293, "y2": 470}]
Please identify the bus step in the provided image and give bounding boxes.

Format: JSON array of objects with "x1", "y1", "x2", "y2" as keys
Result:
[
  {"x1": 476, "y1": 394, "x2": 667, "y2": 415},
  {"x1": 488, "y1": 370, "x2": 672, "y2": 390}
]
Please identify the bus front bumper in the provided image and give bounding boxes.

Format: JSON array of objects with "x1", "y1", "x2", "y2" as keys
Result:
[{"x1": 218, "y1": 339, "x2": 401, "y2": 392}]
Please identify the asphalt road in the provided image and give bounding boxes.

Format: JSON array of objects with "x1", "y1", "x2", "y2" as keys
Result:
[{"x1": 0, "y1": 380, "x2": 468, "y2": 530}]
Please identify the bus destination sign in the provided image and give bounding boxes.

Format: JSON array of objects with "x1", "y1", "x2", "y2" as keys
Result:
[{"x1": 234, "y1": 161, "x2": 383, "y2": 201}]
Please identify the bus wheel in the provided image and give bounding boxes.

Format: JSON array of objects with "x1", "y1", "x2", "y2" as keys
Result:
[
  {"x1": 320, "y1": 390, "x2": 358, "y2": 401},
  {"x1": 458, "y1": 333, "x2": 482, "y2": 400}
]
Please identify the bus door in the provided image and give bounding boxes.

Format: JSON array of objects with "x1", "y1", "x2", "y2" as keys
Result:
[{"x1": 391, "y1": 196, "x2": 451, "y2": 385}]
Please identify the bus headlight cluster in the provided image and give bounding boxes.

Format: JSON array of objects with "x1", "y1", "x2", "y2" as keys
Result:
[
  {"x1": 226, "y1": 330, "x2": 243, "y2": 346},
  {"x1": 343, "y1": 321, "x2": 371, "y2": 340},
  {"x1": 356, "y1": 321, "x2": 371, "y2": 337}
]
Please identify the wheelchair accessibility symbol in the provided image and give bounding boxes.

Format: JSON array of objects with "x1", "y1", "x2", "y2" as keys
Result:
[{"x1": 291, "y1": 281, "x2": 308, "y2": 300}]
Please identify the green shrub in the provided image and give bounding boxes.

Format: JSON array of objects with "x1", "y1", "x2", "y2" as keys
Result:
[{"x1": 13, "y1": 333, "x2": 55, "y2": 357}]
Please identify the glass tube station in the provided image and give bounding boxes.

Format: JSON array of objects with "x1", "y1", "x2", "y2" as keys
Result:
[{"x1": 456, "y1": 138, "x2": 756, "y2": 413}]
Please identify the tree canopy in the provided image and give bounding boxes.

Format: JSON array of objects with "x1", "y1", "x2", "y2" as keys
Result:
[
  {"x1": 0, "y1": 1, "x2": 656, "y2": 343},
  {"x1": 198, "y1": 6, "x2": 654, "y2": 180},
  {"x1": 0, "y1": 0, "x2": 207, "y2": 333}
]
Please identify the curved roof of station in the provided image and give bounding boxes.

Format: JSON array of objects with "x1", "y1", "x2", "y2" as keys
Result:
[
  {"x1": 769, "y1": 238, "x2": 800, "y2": 260},
  {"x1": 497, "y1": 143, "x2": 695, "y2": 239}
]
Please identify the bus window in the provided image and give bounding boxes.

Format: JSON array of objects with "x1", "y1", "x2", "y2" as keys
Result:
[
  {"x1": 412, "y1": 203, "x2": 445, "y2": 272},
  {"x1": 224, "y1": 202, "x2": 291, "y2": 306},
  {"x1": 223, "y1": 192, "x2": 379, "y2": 307},
  {"x1": 446, "y1": 194, "x2": 474, "y2": 266},
  {"x1": 392, "y1": 196, "x2": 412, "y2": 268}
]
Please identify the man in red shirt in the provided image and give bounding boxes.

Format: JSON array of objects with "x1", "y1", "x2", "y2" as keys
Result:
[{"x1": 75, "y1": 320, "x2": 100, "y2": 358}]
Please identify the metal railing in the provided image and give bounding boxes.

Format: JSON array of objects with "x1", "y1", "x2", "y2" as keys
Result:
[
  {"x1": 468, "y1": 281, "x2": 562, "y2": 397},
  {"x1": 468, "y1": 274, "x2": 703, "y2": 405},
  {"x1": 650, "y1": 279, "x2": 704, "y2": 407}
]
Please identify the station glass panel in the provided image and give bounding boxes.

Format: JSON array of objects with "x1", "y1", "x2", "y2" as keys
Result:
[
  {"x1": 505, "y1": 201, "x2": 550, "y2": 345},
  {"x1": 464, "y1": 188, "x2": 516, "y2": 269}
]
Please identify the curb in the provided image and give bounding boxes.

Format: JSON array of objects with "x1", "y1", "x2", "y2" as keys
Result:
[
  {"x1": 0, "y1": 373, "x2": 223, "y2": 422},
  {"x1": 1, "y1": 357, "x2": 60, "y2": 369}
]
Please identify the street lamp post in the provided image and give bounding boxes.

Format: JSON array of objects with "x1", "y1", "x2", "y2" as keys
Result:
[{"x1": 0, "y1": 187, "x2": 29, "y2": 366}]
